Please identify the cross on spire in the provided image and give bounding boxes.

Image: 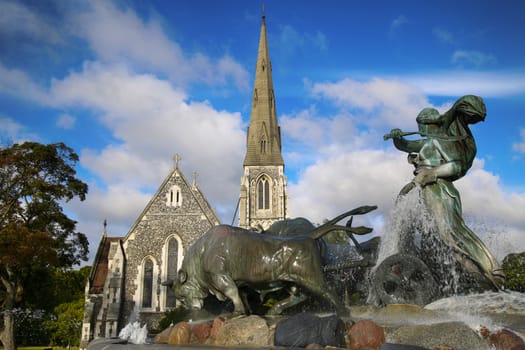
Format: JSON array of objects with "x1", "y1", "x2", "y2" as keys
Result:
[
  {"x1": 173, "y1": 153, "x2": 181, "y2": 169},
  {"x1": 192, "y1": 171, "x2": 198, "y2": 186}
]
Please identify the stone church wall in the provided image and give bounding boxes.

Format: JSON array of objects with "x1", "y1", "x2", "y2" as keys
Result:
[{"x1": 119, "y1": 171, "x2": 218, "y2": 329}]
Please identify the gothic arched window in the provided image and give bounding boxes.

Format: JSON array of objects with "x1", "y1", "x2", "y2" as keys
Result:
[
  {"x1": 165, "y1": 238, "x2": 178, "y2": 308},
  {"x1": 142, "y1": 259, "x2": 153, "y2": 308},
  {"x1": 257, "y1": 176, "x2": 270, "y2": 210}
]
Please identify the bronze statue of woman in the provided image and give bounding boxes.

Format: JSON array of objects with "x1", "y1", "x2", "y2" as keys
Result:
[{"x1": 384, "y1": 95, "x2": 504, "y2": 291}]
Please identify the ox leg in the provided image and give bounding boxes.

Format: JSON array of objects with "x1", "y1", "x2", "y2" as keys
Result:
[
  {"x1": 267, "y1": 286, "x2": 307, "y2": 315},
  {"x1": 210, "y1": 274, "x2": 246, "y2": 315},
  {"x1": 302, "y1": 281, "x2": 349, "y2": 317}
]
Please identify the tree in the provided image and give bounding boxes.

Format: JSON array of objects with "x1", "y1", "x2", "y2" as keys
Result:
[{"x1": 0, "y1": 142, "x2": 88, "y2": 350}]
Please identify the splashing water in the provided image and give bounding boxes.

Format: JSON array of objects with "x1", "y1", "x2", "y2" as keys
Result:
[
  {"x1": 368, "y1": 184, "x2": 525, "y2": 338},
  {"x1": 375, "y1": 187, "x2": 428, "y2": 264},
  {"x1": 374, "y1": 185, "x2": 468, "y2": 297},
  {"x1": 425, "y1": 291, "x2": 525, "y2": 333},
  {"x1": 119, "y1": 321, "x2": 148, "y2": 344}
]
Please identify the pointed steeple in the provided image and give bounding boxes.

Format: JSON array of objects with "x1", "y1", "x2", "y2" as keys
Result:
[
  {"x1": 243, "y1": 15, "x2": 284, "y2": 166},
  {"x1": 239, "y1": 13, "x2": 287, "y2": 230}
]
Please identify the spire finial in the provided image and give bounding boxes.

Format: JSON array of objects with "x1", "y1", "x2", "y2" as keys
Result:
[
  {"x1": 173, "y1": 153, "x2": 181, "y2": 169},
  {"x1": 103, "y1": 219, "x2": 107, "y2": 237},
  {"x1": 262, "y1": 2, "x2": 265, "y2": 20},
  {"x1": 192, "y1": 171, "x2": 198, "y2": 187}
]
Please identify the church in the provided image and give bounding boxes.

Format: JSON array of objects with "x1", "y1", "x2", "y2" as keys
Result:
[{"x1": 80, "y1": 15, "x2": 287, "y2": 347}]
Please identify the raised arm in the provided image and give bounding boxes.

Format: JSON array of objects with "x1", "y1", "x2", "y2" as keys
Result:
[{"x1": 384, "y1": 128, "x2": 425, "y2": 153}]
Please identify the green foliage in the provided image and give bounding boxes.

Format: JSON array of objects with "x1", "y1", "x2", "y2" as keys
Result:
[
  {"x1": 13, "y1": 309, "x2": 51, "y2": 346},
  {"x1": 0, "y1": 142, "x2": 89, "y2": 269},
  {"x1": 0, "y1": 142, "x2": 88, "y2": 350},
  {"x1": 52, "y1": 266, "x2": 91, "y2": 305},
  {"x1": 11, "y1": 266, "x2": 90, "y2": 346},
  {"x1": 20, "y1": 266, "x2": 56, "y2": 311},
  {"x1": 502, "y1": 252, "x2": 525, "y2": 292},
  {"x1": 45, "y1": 299, "x2": 84, "y2": 347}
]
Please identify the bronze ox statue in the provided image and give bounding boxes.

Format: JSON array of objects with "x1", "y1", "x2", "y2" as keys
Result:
[{"x1": 163, "y1": 206, "x2": 377, "y2": 315}]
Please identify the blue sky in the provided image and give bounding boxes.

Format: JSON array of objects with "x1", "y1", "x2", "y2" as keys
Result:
[{"x1": 1, "y1": 0, "x2": 525, "y2": 264}]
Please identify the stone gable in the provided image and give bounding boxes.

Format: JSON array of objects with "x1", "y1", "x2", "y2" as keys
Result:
[{"x1": 81, "y1": 166, "x2": 220, "y2": 348}]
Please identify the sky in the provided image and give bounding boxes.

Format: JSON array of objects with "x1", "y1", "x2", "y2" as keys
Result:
[{"x1": 1, "y1": 0, "x2": 525, "y2": 265}]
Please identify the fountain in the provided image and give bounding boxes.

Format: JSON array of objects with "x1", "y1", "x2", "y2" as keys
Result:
[{"x1": 88, "y1": 95, "x2": 525, "y2": 350}]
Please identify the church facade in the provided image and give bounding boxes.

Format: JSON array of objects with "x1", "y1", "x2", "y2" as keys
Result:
[
  {"x1": 80, "y1": 163, "x2": 220, "y2": 348},
  {"x1": 81, "y1": 15, "x2": 287, "y2": 348}
]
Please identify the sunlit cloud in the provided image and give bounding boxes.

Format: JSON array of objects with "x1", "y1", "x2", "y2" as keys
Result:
[
  {"x1": 308, "y1": 77, "x2": 433, "y2": 129},
  {"x1": 71, "y1": 1, "x2": 249, "y2": 90}
]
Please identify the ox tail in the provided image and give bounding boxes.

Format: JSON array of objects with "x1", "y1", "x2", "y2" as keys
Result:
[
  {"x1": 324, "y1": 205, "x2": 377, "y2": 226},
  {"x1": 308, "y1": 205, "x2": 377, "y2": 240}
]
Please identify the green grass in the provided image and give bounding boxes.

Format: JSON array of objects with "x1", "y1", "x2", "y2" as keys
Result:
[{"x1": 1, "y1": 347, "x2": 79, "y2": 350}]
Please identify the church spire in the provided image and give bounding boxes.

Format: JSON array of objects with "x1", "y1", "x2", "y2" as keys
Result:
[
  {"x1": 239, "y1": 13, "x2": 287, "y2": 230},
  {"x1": 243, "y1": 14, "x2": 284, "y2": 167}
]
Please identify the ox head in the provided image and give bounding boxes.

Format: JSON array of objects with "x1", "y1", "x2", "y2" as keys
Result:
[{"x1": 166, "y1": 269, "x2": 207, "y2": 310}]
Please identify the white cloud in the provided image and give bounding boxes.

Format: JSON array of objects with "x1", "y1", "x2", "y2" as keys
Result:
[
  {"x1": 451, "y1": 50, "x2": 497, "y2": 67},
  {"x1": 309, "y1": 77, "x2": 434, "y2": 129},
  {"x1": 512, "y1": 128, "x2": 525, "y2": 155},
  {"x1": 401, "y1": 70, "x2": 525, "y2": 97},
  {"x1": 288, "y1": 150, "x2": 410, "y2": 222},
  {"x1": 456, "y1": 159, "x2": 525, "y2": 256},
  {"x1": 71, "y1": 1, "x2": 249, "y2": 90},
  {"x1": 277, "y1": 24, "x2": 328, "y2": 55},
  {"x1": 65, "y1": 181, "x2": 153, "y2": 259},
  {"x1": 0, "y1": 117, "x2": 22, "y2": 138},
  {"x1": 0, "y1": 116, "x2": 40, "y2": 144},
  {"x1": 56, "y1": 113, "x2": 76, "y2": 129},
  {"x1": 0, "y1": 0, "x2": 63, "y2": 45},
  {"x1": 390, "y1": 15, "x2": 408, "y2": 32},
  {"x1": 432, "y1": 27, "x2": 454, "y2": 44},
  {"x1": 457, "y1": 159, "x2": 525, "y2": 226},
  {"x1": 48, "y1": 61, "x2": 245, "y2": 223},
  {"x1": 0, "y1": 63, "x2": 48, "y2": 103}
]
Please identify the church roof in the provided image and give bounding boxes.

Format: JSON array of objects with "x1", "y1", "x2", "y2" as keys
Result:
[
  {"x1": 243, "y1": 16, "x2": 284, "y2": 167},
  {"x1": 88, "y1": 235, "x2": 121, "y2": 294}
]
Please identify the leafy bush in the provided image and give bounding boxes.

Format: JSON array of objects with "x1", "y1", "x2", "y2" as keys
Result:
[
  {"x1": 44, "y1": 299, "x2": 84, "y2": 347},
  {"x1": 12, "y1": 309, "x2": 50, "y2": 346},
  {"x1": 502, "y1": 252, "x2": 525, "y2": 292}
]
